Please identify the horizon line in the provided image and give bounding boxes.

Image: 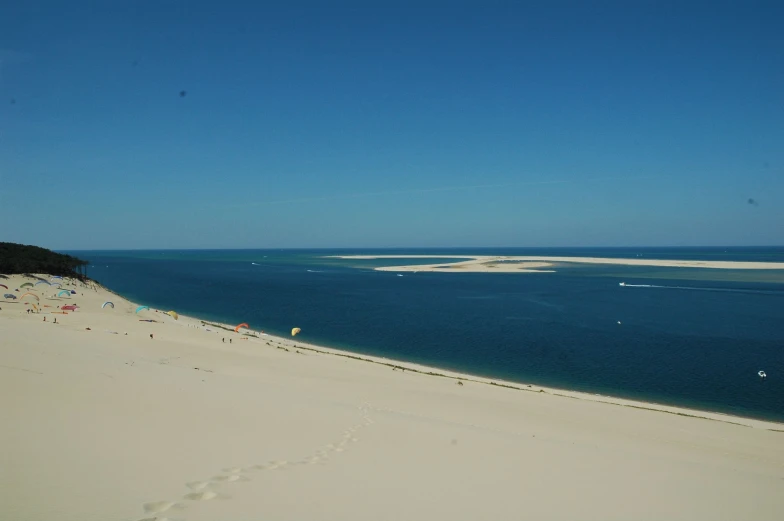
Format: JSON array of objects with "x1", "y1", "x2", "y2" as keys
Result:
[{"x1": 55, "y1": 245, "x2": 784, "y2": 252}]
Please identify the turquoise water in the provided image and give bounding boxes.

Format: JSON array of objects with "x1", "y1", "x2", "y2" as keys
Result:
[{"x1": 71, "y1": 247, "x2": 784, "y2": 422}]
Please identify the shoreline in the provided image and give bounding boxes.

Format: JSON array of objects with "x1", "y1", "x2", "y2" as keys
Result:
[
  {"x1": 97, "y1": 278, "x2": 782, "y2": 430},
  {"x1": 332, "y1": 254, "x2": 784, "y2": 272}
]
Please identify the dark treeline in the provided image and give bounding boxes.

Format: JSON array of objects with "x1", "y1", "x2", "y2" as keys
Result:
[{"x1": 0, "y1": 242, "x2": 89, "y2": 279}]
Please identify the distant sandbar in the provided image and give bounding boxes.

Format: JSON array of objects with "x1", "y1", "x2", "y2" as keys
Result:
[{"x1": 332, "y1": 255, "x2": 784, "y2": 273}]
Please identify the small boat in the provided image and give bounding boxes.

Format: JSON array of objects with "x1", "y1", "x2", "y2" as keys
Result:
[
  {"x1": 758, "y1": 371, "x2": 767, "y2": 378},
  {"x1": 619, "y1": 282, "x2": 626, "y2": 286}
]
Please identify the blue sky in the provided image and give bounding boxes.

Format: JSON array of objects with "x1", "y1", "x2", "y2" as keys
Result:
[{"x1": 1, "y1": 1, "x2": 782, "y2": 249}]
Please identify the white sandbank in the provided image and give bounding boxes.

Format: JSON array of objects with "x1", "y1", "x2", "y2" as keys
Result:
[
  {"x1": 1, "y1": 273, "x2": 783, "y2": 521},
  {"x1": 333, "y1": 254, "x2": 784, "y2": 272}
]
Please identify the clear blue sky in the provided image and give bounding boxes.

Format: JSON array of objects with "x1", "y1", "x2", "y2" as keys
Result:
[{"x1": 1, "y1": 1, "x2": 782, "y2": 249}]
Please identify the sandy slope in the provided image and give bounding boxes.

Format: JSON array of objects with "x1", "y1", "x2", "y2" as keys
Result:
[
  {"x1": 334, "y1": 254, "x2": 784, "y2": 272},
  {"x1": 1, "y1": 274, "x2": 783, "y2": 521}
]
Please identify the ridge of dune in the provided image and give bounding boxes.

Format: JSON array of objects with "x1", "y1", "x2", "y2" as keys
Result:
[{"x1": 2, "y1": 272, "x2": 783, "y2": 521}]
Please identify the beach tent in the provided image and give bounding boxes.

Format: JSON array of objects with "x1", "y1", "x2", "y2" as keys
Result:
[
  {"x1": 20, "y1": 282, "x2": 34, "y2": 289},
  {"x1": 234, "y1": 322, "x2": 249, "y2": 333},
  {"x1": 291, "y1": 327, "x2": 301, "y2": 337},
  {"x1": 135, "y1": 305, "x2": 150, "y2": 313},
  {"x1": 20, "y1": 292, "x2": 39, "y2": 301},
  {"x1": 57, "y1": 290, "x2": 70, "y2": 297},
  {"x1": 165, "y1": 311, "x2": 179, "y2": 320},
  {"x1": 102, "y1": 301, "x2": 114, "y2": 309},
  {"x1": 3, "y1": 293, "x2": 16, "y2": 299}
]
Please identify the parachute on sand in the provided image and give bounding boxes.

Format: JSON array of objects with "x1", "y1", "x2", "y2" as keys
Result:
[
  {"x1": 20, "y1": 292, "x2": 39, "y2": 301},
  {"x1": 135, "y1": 305, "x2": 150, "y2": 313},
  {"x1": 102, "y1": 301, "x2": 114, "y2": 309},
  {"x1": 234, "y1": 322, "x2": 249, "y2": 333},
  {"x1": 35, "y1": 281, "x2": 51, "y2": 286},
  {"x1": 4, "y1": 293, "x2": 16, "y2": 299},
  {"x1": 165, "y1": 310, "x2": 179, "y2": 320},
  {"x1": 20, "y1": 282, "x2": 34, "y2": 289},
  {"x1": 57, "y1": 290, "x2": 70, "y2": 297},
  {"x1": 0, "y1": 284, "x2": 7, "y2": 289},
  {"x1": 291, "y1": 327, "x2": 301, "y2": 337}
]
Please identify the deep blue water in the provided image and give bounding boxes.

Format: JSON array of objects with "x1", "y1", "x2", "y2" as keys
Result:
[{"x1": 69, "y1": 248, "x2": 784, "y2": 422}]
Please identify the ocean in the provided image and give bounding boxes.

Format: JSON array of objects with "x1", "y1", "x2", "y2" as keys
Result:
[{"x1": 69, "y1": 247, "x2": 784, "y2": 422}]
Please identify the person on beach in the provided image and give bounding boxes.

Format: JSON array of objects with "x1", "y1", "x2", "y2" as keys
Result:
[
  {"x1": 150, "y1": 333, "x2": 153, "y2": 340},
  {"x1": 229, "y1": 338, "x2": 232, "y2": 344},
  {"x1": 43, "y1": 317, "x2": 46, "y2": 322},
  {"x1": 54, "y1": 317, "x2": 56, "y2": 324},
  {"x1": 222, "y1": 338, "x2": 225, "y2": 343}
]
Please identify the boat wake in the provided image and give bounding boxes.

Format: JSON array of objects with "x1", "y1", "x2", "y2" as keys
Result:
[
  {"x1": 307, "y1": 269, "x2": 324, "y2": 273},
  {"x1": 619, "y1": 283, "x2": 782, "y2": 296}
]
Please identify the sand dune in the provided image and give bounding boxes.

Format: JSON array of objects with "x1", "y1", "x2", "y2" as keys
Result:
[
  {"x1": 1, "y1": 273, "x2": 783, "y2": 521},
  {"x1": 333, "y1": 254, "x2": 784, "y2": 273}
]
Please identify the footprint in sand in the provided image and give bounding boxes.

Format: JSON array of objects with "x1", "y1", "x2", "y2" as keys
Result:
[
  {"x1": 186, "y1": 481, "x2": 213, "y2": 491},
  {"x1": 184, "y1": 490, "x2": 228, "y2": 501},
  {"x1": 211, "y1": 474, "x2": 249, "y2": 483},
  {"x1": 143, "y1": 406, "x2": 376, "y2": 518},
  {"x1": 143, "y1": 501, "x2": 185, "y2": 514}
]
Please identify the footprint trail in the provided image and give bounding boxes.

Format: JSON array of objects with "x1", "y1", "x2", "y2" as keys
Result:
[{"x1": 136, "y1": 402, "x2": 376, "y2": 520}]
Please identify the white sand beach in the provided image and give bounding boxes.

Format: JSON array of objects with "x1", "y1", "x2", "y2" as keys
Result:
[
  {"x1": 334, "y1": 255, "x2": 784, "y2": 273},
  {"x1": 2, "y1": 273, "x2": 783, "y2": 521}
]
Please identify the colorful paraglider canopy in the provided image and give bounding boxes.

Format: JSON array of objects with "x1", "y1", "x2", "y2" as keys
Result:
[
  {"x1": 234, "y1": 322, "x2": 249, "y2": 333},
  {"x1": 135, "y1": 305, "x2": 150, "y2": 314},
  {"x1": 20, "y1": 282, "x2": 34, "y2": 288},
  {"x1": 291, "y1": 327, "x2": 301, "y2": 337},
  {"x1": 4, "y1": 293, "x2": 16, "y2": 299},
  {"x1": 165, "y1": 310, "x2": 179, "y2": 320},
  {"x1": 0, "y1": 284, "x2": 7, "y2": 289},
  {"x1": 57, "y1": 290, "x2": 70, "y2": 297},
  {"x1": 35, "y1": 281, "x2": 51, "y2": 286},
  {"x1": 20, "y1": 292, "x2": 39, "y2": 301},
  {"x1": 102, "y1": 301, "x2": 115, "y2": 309}
]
